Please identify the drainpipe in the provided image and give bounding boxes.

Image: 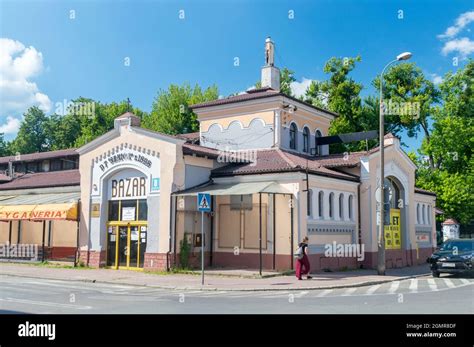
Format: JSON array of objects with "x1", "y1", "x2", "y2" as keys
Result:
[
  {"x1": 42, "y1": 221, "x2": 46, "y2": 262},
  {"x1": 167, "y1": 195, "x2": 175, "y2": 272},
  {"x1": 357, "y1": 185, "x2": 362, "y2": 268},
  {"x1": 209, "y1": 196, "x2": 214, "y2": 267},
  {"x1": 290, "y1": 194, "x2": 294, "y2": 270},
  {"x1": 273, "y1": 193, "x2": 276, "y2": 270}
]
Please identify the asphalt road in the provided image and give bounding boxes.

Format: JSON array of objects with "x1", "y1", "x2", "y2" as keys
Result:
[{"x1": 0, "y1": 274, "x2": 473, "y2": 314}]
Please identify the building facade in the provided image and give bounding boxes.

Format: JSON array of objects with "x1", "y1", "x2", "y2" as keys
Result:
[{"x1": 0, "y1": 39, "x2": 437, "y2": 272}]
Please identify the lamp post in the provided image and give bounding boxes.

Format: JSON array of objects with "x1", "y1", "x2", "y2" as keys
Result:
[{"x1": 377, "y1": 52, "x2": 412, "y2": 276}]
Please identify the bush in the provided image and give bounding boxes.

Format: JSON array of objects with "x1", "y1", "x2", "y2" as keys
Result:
[{"x1": 179, "y1": 233, "x2": 191, "y2": 269}]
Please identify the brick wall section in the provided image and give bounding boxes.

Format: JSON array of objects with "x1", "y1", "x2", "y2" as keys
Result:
[
  {"x1": 79, "y1": 250, "x2": 106, "y2": 267},
  {"x1": 143, "y1": 253, "x2": 168, "y2": 271}
]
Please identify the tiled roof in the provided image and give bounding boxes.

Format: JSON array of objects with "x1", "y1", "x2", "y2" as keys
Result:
[
  {"x1": 211, "y1": 148, "x2": 359, "y2": 182},
  {"x1": 190, "y1": 88, "x2": 339, "y2": 117},
  {"x1": 0, "y1": 148, "x2": 78, "y2": 164},
  {"x1": 182, "y1": 143, "x2": 220, "y2": 159},
  {"x1": 442, "y1": 218, "x2": 459, "y2": 225},
  {"x1": 176, "y1": 132, "x2": 200, "y2": 143},
  {"x1": 0, "y1": 170, "x2": 80, "y2": 190},
  {"x1": 415, "y1": 187, "x2": 437, "y2": 196}
]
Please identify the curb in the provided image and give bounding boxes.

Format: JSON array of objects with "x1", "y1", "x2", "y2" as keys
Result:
[{"x1": 0, "y1": 271, "x2": 430, "y2": 292}]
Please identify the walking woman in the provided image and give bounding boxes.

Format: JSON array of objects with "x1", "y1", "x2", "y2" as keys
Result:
[{"x1": 295, "y1": 236, "x2": 312, "y2": 280}]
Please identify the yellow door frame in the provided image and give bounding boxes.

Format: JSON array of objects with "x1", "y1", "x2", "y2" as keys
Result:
[{"x1": 106, "y1": 221, "x2": 147, "y2": 271}]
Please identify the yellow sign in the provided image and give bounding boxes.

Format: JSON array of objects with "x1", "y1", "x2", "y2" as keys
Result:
[
  {"x1": 91, "y1": 203, "x2": 100, "y2": 218},
  {"x1": 384, "y1": 209, "x2": 401, "y2": 249}
]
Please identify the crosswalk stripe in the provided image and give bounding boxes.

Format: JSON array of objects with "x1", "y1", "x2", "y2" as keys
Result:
[
  {"x1": 388, "y1": 281, "x2": 400, "y2": 294},
  {"x1": 343, "y1": 287, "x2": 358, "y2": 296},
  {"x1": 443, "y1": 279, "x2": 455, "y2": 288},
  {"x1": 316, "y1": 289, "x2": 333, "y2": 297},
  {"x1": 409, "y1": 279, "x2": 418, "y2": 292},
  {"x1": 427, "y1": 279, "x2": 438, "y2": 291},
  {"x1": 460, "y1": 279, "x2": 471, "y2": 285},
  {"x1": 365, "y1": 284, "x2": 381, "y2": 295}
]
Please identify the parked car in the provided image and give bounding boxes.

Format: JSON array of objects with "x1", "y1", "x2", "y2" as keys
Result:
[{"x1": 427, "y1": 239, "x2": 474, "y2": 277}]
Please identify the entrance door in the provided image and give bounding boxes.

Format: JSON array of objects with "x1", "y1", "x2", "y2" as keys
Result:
[{"x1": 106, "y1": 223, "x2": 147, "y2": 269}]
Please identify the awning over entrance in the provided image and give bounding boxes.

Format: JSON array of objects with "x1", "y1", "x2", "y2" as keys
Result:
[
  {"x1": 0, "y1": 192, "x2": 80, "y2": 221},
  {"x1": 173, "y1": 181, "x2": 293, "y2": 196}
]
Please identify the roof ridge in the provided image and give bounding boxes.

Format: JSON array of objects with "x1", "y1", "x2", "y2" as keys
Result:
[{"x1": 276, "y1": 149, "x2": 298, "y2": 168}]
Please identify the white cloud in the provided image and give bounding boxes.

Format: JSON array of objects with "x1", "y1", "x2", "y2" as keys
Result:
[
  {"x1": 0, "y1": 38, "x2": 51, "y2": 135},
  {"x1": 441, "y1": 37, "x2": 474, "y2": 58},
  {"x1": 430, "y1": 73, "x2": 443, "y2": 85},
  {"x1": 437, "y1": 11, "x2": 474, "y2": 59},
  {"x1": 0, "y1": 116, "x2": 21, "y2": 134},
  {"x1": 438, "y1": 11, "x2": 474, "y2": 39},
  {"x1": 290, "y1": 77, "x2": 314, "y2": 98}
]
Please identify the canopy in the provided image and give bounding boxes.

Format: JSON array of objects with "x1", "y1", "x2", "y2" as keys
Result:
[
  {"x1": 173, "y1": 181, "x2": 293, "y2": 196},
  {"x1": 0, "y1": 192, "x2": 79, "y2": 221}
]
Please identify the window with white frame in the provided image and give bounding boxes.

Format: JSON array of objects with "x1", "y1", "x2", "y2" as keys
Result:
[
  {"x1": 318, "y1": 191, "x2": 324, "y2": 218},
  {"x1": 348, "y1": 195, "x2": 354, "y2": 221},
  {"x1": 289, "y1": 123, "x2": 297, "y2": 150},
  {"x1": 315, "y1": 130, "x2": 322, "y2": 156},
  {"x1": 303, "y1": 127, "x2": 310, "y2": 153},
  {"x1": 339, "y1": 193, "x2": 344, "y2": 220},
  {"x1": 329, "y1": 192, "x2": 334, "y2": 219}
]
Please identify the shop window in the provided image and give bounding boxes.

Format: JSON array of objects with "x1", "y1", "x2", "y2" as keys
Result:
[
  {"x1": 138, "y1": 199, "x2": 148, "y2": 220},
  {"x1": 108, "y1": 201, "x2": 120, "y2": 221}
]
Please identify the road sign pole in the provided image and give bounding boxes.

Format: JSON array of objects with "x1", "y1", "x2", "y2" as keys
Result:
[{"x1": 201, "y1": 211, "x2": 204, "y2": 285}]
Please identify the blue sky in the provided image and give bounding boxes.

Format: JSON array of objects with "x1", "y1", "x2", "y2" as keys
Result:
[{"x1": 0, "y1": 0, "x2": 473, "y2": 151}]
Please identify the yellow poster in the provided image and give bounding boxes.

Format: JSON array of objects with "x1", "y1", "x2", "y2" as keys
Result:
[{"x1": 384, "y1": 209, "x2": 401, "y2": 250}]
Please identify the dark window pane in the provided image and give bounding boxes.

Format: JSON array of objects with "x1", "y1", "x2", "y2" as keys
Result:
[
  {"x1": 51, "y1": 160, "x2": 62, "y2": 171},
  {"x1": 108, "y1": 201, "x2": 120, "y2": 221},
  {"x1": 138, "y1": 199, "x2": 148, "y2": 220}
]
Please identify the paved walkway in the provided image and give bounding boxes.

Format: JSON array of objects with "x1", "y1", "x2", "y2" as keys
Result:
[{"x1": 0, "y1": 262, "x2": 431, "y2": 291}]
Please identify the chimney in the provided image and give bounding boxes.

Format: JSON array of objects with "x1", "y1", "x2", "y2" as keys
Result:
[{"x1": 261, "y1": 37, "x2": 280, "y2": 91}]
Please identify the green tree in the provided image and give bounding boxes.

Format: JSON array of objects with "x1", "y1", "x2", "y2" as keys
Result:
[
  {"x1": 11, "y1": 106, "x2": 49, "y2": 154},
  {"x1": 0, "y1": 133, "x2": 10, "y2": 157},
  {"x1": 142, "y1": 83, "x2": 218, "y2": 135},
  {"x1": 373, "y1": 63, "x2": 440, "y2": 168},
  {"x1": 305, "y1": 56, "x2": 377, "y2": 152},
  {"x1": 279, "y1": 67, "x2": 296, "y2": 96}
]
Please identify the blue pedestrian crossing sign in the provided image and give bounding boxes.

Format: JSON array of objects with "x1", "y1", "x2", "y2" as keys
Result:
[{"x1": 197, "y1": 193, "x2": 211, "y2": 212}]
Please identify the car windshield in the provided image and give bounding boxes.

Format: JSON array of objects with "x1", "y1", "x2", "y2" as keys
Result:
[{"x1": 439, "y1": 240, "x2": 473, "y2": 252}]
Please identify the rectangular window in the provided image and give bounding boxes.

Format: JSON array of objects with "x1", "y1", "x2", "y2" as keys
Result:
[
  {"x1": 26, "y1": 162, "x2": 38, "y2": 172},
  {"x1": 108, "y1": 201, "x2": 120, "y2": 221},
  {"x1": 230, "y1": 195, "x2": 253, "y2": 210},
  {"x1": 62, "y1": 158, "x2": 76, "y2": 170},
  {"x1": 138, "y1": 199, "x2": 148, "y2": 220},
  {"x1": 51, "y1": 160, "x2": 62, "y2": 171}
]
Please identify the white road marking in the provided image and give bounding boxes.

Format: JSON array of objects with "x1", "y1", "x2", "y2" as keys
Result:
[
  {"x1": 388, "y1": 281, "x2": 400, "y2": 294},
  {"x1": 0, "y1": 297, "x2": 91, "y2": 310},
  {"x1": 460, "y1": 278, "x2": 471, "y2": 285},
  {"x1": 365, "y1": 284, "x2": 382, "y2": 295},
  {"x1": 443, "y1": 279, "x2": 455, "y2": 288},
  {"x1": 409, "y1": 279, "x2": 418, "y2": 292},
  {"x1": 316, "y1": 289, "x2": 333, "y2": 297},
  {"x1": 427, "y1": 279, "x2": 438, "y2": 291},
  {"x1": 342, "y1": 287, "x2": 358, "y2": 296}
]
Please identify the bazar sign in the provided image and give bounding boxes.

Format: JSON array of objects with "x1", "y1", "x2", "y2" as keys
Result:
[{"x1": 99, "y1": 152, "x2": 152, "y2": 172}]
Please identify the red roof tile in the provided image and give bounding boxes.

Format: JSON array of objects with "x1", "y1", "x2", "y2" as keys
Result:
[
  {"x1": 415, "y1": 187, "x2": 437, "y2": 196},
  {"x1": 0, "y1": 170, "x2": 80, "y2": 190},
  {"x1": 190, "y1": 89, "x2": 339, "y2": 117},
  {"x1": 0, "y1": 148, "x2": 78, "y2": 164}
]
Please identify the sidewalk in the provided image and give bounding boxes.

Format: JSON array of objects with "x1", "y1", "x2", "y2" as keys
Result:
[{"x1": 0, "y1": 262, "x2": 431, "y2": 291}]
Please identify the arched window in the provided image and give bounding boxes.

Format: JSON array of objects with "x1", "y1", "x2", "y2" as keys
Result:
[
  {"x1": 329, "y1": 192, "x2": 334, "y2": 219},
  {"x1": 289, "y1": 123, "x2": 297, "y2": 150},
  {"x1": 417, "y1": 204, "x2": 420, "y2": 224},
  {"x1": 348, "y1": 195, "x2": 353, "y2": 221},
  {"x1": 307, "y1": 189, "x2": 313, "y2": 216},
  {"x1": 303, "y1": 127, "x2": 310, "y2": 153},
  {"x1": 339, "y1": 194, "x2": 344, "y2": 220},
  {"x1": 318, "y1": 191, "x2": 324, "y2": 218},
  {"x1": 386, "y1": 177, "x2": 401, "y2": 209},
  {"x1": 315, "y1": 130, "x2": 322, "y2": 156},
  {"x1": 427, "y1": 205, "x2": 431, "y2": 225},
  {"x1": 422, "y1": 205, "x2": 426, "y2": 224}
]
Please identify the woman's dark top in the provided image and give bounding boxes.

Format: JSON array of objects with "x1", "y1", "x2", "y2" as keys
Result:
[{"x1": 299, "y1": 242, "x2": 308, "y2": 253}]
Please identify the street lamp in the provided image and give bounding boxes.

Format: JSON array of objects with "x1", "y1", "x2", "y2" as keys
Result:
[{"x1": 377, "y1": 52, "x2": 412, "y2": 276}]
